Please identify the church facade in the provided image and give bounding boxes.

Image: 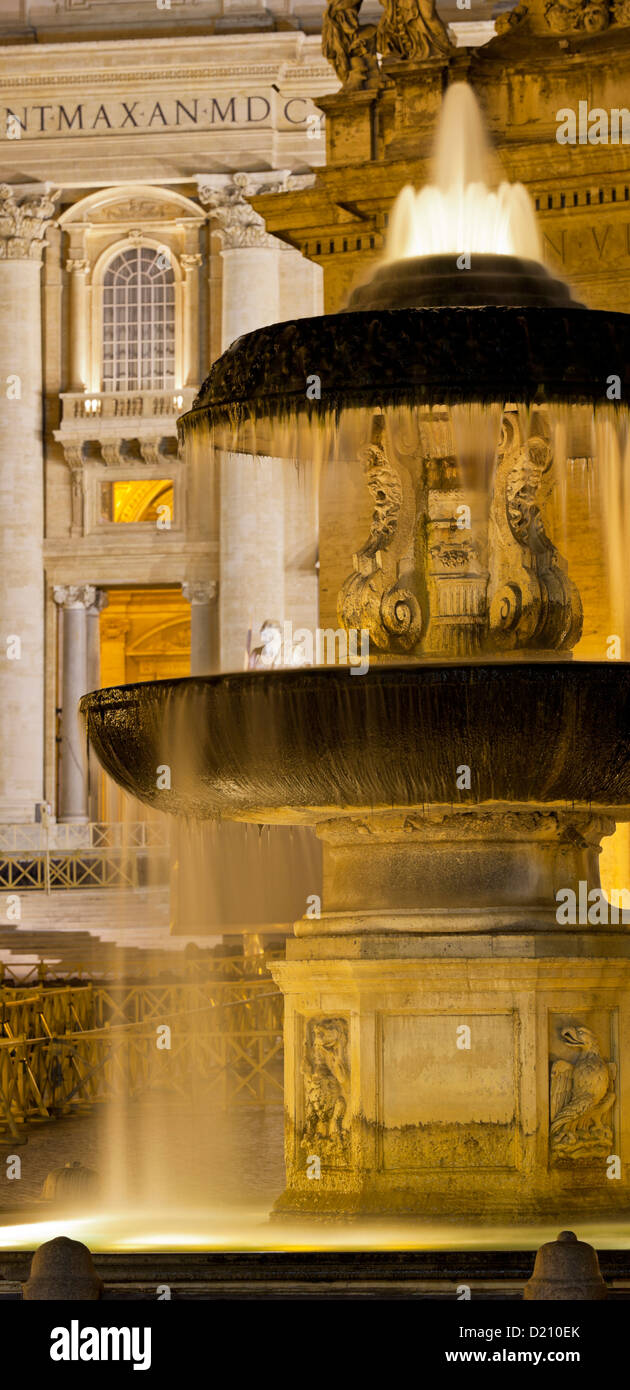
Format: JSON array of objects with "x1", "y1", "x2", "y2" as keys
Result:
[{"x1": 0, "y1": 2, "x2": 338, "y2": 842}]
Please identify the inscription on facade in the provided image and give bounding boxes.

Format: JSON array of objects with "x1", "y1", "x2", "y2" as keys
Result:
[{"x1": 0, "y1": 92, "x2": 313, "y2": 137}]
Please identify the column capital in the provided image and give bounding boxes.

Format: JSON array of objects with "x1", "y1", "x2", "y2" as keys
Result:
[
  {"x1": 181, "y1": 252, "x2": 203, "y2": 272},
  {"x1": 182, "y1": 580, "x2": 218, "y2": 605},
  {"x1": 0, "y1": 185, "x2": 58, "y2": 261},
  {"x1": 198, "y1": 173, "x2": 281, "y2": 251},
  {"x1": 53, "y1": 584, "x2": 97, "y2": 611},
  {"x1": 65, "y1": 256, "x2": 90, "y2": 277},
  {"x1": 87, "y1": 588, "x2": 109, "y2": 617}
]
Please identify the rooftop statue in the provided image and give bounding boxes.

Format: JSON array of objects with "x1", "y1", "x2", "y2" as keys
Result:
[
  {"x1": 377, "y1": 0, "x2": 451, "y2": 59},
  {"x1": 322, "y1": 0, "x2": 452, "y2": 89}
]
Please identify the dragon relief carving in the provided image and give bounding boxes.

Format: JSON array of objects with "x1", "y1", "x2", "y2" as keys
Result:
[
  {"x1": 550, "y1": 1024, "x2": 616, "y2": 1160},
  {"x1": 301, "y1": 1017, "x2": 350, "y2": 1155},
  {"x1": 338, "y1": 414, "x2": 422, "y2": 654},
  {"x1": 487, "y1": 412, "x2": 583, "y2": 651}
]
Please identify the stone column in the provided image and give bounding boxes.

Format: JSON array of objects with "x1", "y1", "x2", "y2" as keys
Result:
[
  {"x1": 181, "y1": 253, "x2": 202, "y2": 388},
  {"x1": 182, "y1": 581, "x2": 219, "y2": 675},
  {"x1": 65, "y1": 256, "x2": 90, "y2": 392},
  {"x1": 197, "y1": 176, "x2": 289, "y2": 671},
  {"x1": 53, "y1": 584, "x2": 96, "y2": 823},
  {"x1": 0, "y1": 186, "x2": 57, "y2": 822},
  {"x1": 198, "y1": 173, "x2": 288, "y2": 347},
  {"x1": 86, "y1": 589, "x2": 108, "y2": 821}
]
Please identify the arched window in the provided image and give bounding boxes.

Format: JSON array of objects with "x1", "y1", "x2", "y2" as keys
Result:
[{"x1": 102, "y1": 246, "x2": 176, "y2": 392}]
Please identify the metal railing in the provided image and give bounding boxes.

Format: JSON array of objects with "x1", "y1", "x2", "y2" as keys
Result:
[
  {"x1": 0, "y1": 967, "x2": 284, "y2": 1133},
  {"x1": 0, "y1": 822, "x2": 170, "y2": 852},
  {"x1": 0, "y1": 852, "x2": 141, "y2": 891},
  {"x1": 0, "y1": 821, "x2": 170, "y2": 891}
]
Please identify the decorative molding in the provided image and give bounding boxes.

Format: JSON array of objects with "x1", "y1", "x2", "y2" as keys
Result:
[
  {"x1": 65, "y1": 257, "x2": 90, "y2": 274},
  {"x1": 0, "y1": 185, "x2": 58, "y2": 261},
  {"x1": 101, "y1": 441, "x2": 128, "y2": 467},
  {"x1": 0, "y1": 65, "x2": 334, "y2": 92},
  {"x1": 138, "y1": 437, "x2": 167, "y2": 467},
  {"x1": 60, "y1": 443, "x2": 86, "y2": 537}
]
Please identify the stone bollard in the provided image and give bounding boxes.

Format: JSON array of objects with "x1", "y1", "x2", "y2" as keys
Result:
[
  {"x1": 23, "y1": 1237, "x2": 103, "y2": 1300},
  {"x1": 41, "y1": 1160, "x2": 101, "y2": 1208},
  {"x1": 523, "y1": 1230, "x2": 608, "y2": 1300}
]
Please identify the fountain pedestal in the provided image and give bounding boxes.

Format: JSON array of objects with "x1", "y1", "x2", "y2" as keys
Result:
[{"x1": 272, "y1": 810, "x2": 630, "y2": 1220}]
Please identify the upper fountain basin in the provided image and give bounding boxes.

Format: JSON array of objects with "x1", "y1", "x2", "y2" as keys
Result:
[
  {"x1": 346, "y1": 254, "x2": 583, "y2": 311},
  {"x1": 182, "y1": 302, "x2": 630, "y2": 437},
  {"x1": 81, "y1": 662, "x2": 630, "y2": 825}
]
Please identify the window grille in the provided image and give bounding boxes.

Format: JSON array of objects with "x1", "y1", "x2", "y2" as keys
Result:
[{"x1": 102, "y1": 246, "x2": 175, "y2": 392}]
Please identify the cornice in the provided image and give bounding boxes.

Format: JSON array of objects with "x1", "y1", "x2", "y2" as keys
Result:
[{"x1": 0, "y1": 63, "x2": 334, "y2": 89}]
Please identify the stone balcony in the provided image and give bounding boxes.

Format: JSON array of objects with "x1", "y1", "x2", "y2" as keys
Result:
[{"x1": 55, "y1": 388, "x2": 198, "y2": 467}]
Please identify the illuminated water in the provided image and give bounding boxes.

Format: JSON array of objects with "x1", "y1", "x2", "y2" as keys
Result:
[{"x1": 384, "y1": 84, "x2": 542, "y2": 263}]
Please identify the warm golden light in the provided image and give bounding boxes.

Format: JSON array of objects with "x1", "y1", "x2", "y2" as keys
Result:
[{"x1": 384, "y1": 84, "x2": 542, "y2": 263}]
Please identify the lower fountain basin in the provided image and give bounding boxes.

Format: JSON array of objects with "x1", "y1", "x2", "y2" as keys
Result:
[{"x1": 81, "y1": 661, "x2": 630, "y2": 825}]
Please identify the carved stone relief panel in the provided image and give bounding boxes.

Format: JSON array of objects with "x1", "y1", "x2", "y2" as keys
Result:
[
  {"x1": 300, "y1": 1015, "x2": 350, "y2": 1160},
  {"x1": 549, "y1": 1012, "x2": 616, "y2": 1164}
]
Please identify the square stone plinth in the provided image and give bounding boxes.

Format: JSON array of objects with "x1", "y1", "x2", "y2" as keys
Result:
[{"x1": 271, "y1": 953, "x2": 630, "y2": 1221}]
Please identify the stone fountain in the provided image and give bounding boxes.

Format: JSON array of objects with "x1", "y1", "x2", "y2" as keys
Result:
[{"x1": 82, "y1": 81, "x2": 630, "y2": 1224}]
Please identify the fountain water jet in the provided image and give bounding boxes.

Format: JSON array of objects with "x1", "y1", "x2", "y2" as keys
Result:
[
  {"x1": 82, "y1": 83, "x2": 630, "y2": 1223},
  {"x1": 385, "y1": 84, "x2": 542, "y2": 264}
]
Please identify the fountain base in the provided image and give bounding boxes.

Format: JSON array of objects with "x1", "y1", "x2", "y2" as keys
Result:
[
  {"x1": 272, "y1": 809, "x2": 630, "y2": 1222},
  {"x1": 272, "y1": 951, "x2": 630, "y2": 1221}
]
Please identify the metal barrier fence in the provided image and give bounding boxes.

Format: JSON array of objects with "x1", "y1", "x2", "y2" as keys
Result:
[
  {"x1": 0, "y1": 972, "x2": 284, "y2": 1136},
  {"x1": 0, "y1": 823, "x2": 169, "y2": 852},
  {"x1": 0, "y1": 821, "x2": 169, "y2": 891},
  {"x1": 0, "y1": 853, "x2": 142, "y2": 891}
]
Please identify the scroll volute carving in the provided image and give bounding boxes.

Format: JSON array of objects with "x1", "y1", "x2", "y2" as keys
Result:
[
  {"x1": 338, "y1": 413, "x2": 422, "y2": 653},
  {"x1": 487, "y1": 411, "x2": 583, "y2": 651}
]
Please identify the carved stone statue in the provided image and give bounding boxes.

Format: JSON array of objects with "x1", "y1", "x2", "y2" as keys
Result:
[
  {"x1": 322, "y1": 0, "x2": 378, "y2": 90},
  {"x1": 247, "y1": 619, "x2": 283, "y2": 670},
  {"x1": 338, "y1": 413, "x2": 422, "y2": 653},
  {"x1": 377, "y1": 0, "x2": 452, "y2": 59},
  {"x1": 550, "y1": 1024, "x2": 616, "y2": 1160},
  {"x1": 544, "y1": 0, "x2": 609, "y2": 32},
  {"x1": 301, "y1": 1017, "x2": 350, "y2": 1151}
]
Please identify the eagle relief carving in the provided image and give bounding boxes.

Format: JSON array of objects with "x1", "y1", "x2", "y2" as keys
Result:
[
  {"x1": 549, "y1": 1024, "x2": 616, "y2": 1161},
  {"x1": 301, "y1": 1017, "x2": 350, "y2": 1156}
]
